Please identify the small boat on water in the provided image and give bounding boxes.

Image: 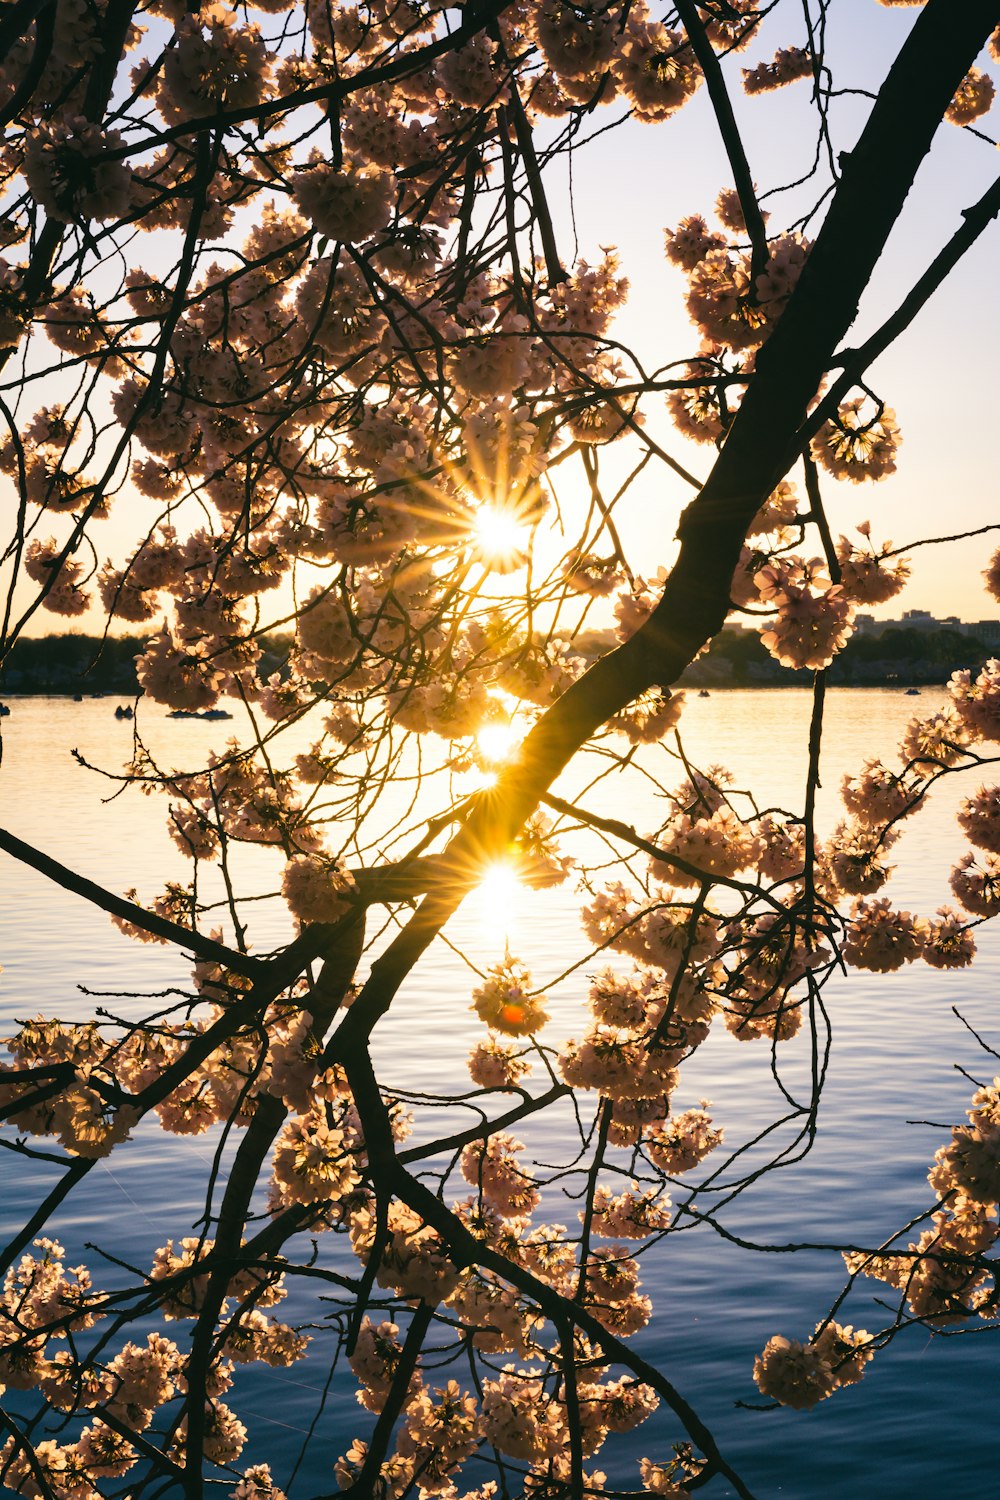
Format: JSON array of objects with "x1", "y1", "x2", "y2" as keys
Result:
[
  {"x1": 698, "y1": 689, "x2": 711, "y2": 698},
  {"x1": 904, "y1": 687, "x2": 920, "y2": 696},
  {"x1": 114, "y1": 705, "x2": 134, "y2": 720},
  {"x1": 167, "y1": 708, "x2": 234, "y2": 721},
  {"x1": 0, "y1": 703, "x2": 9, "y2": 716}
]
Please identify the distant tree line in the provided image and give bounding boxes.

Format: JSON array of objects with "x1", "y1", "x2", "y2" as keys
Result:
[
  {"x1": 0, "y1": 634, "x2": 144, "y2": 695},
  {"x1": 685, "y1": 625, "x2": 994, "y2": 686},
  {"x1": 0, "y1": 635, "x2": 292, "y2": 696},
  {"x1": 565, "y1": 625, "x2": 994, "y2": 687},
  {"x1": 0, "y1": 627, "x2": 992, "y2": 698}
]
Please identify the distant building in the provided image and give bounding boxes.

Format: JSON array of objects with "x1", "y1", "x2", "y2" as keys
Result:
[
  {"x1": 963, "y1": 620, "x2": 1000, "y2": 646},
  {"x1": 854, "y1": 609, "x2": 1000, "y2": 643}
]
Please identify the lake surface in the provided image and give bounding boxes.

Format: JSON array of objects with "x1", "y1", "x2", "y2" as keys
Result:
[{"x1": 1, "y1": 689, "x2": 999, "y2": 1499}]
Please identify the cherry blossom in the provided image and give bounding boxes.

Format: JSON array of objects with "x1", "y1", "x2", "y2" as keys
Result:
[
  {"x1": 812, "y1": 396, "x2": 900, "y2": 482},
  {"x1": 2, "y1": 2, "x2": 1000, "y2": 1493},
  {"x1": 471, "y1": 957, "x2": 549, "y2": 1036},
  {"x1": 742, "y1": 46, "x2": 814, "y2": 94},
  {"x1": 842, "y1": 898, "x2": 926, "y2": 972}
]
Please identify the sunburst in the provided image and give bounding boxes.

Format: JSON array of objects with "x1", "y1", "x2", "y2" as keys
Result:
[{"x1": 471, "y1": 504, "x2": 530, "y2": 573}]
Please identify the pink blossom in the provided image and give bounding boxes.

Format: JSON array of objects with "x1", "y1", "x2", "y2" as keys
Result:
[
  {"x1": 948, "y1": 660, "x2": 1000, "y2": 741},
  {"x1": 639, "y1": 1457, "x2": 688, "y2": 1496},
  {"x1": 812, "y1": 396, "x2": 899, "y2": 483},
  {"x1": 350, "y1": 1201, "x2": 461, "y2": 1302},
  {"x1": 232, "y1": 1466, "x2": 288, "y2": 1500},
  {"x1": 348, "y1": 1318, "x2": 423, "y2": 1414},
  {"x1": 612, "y1": 11, "x2": 701, "y2": 122},
  {"x1": 613, "y1": 688, "x2": 685, "y2": 744},
  {"x1": 396, "y1": 1379, "x2": 482, "y2": 1492},
  {"x1": 950, "y1": 851, "x2": 1000, "y2": 916},
  {"x1": 929, "y1": 1125, "x2": 1000, "y2": 1205},
  {"x1": 645, "y1": 1105, "x2": 722, "y2": 1174},
  {"x1": 136, "y1": 627, "x2": 223, "y2": 711},
  {"x1": 755, "y1": 556, "x2": 855, "y2": 670},
  {"x1": 756, "y1": 815, "x2": 806, "y2": 881},
  {"x1": 746, "y1": 480, "x2": 800, "y2": 537},
  {"x1": 922, "y1": 906, "x2": 976, "y2": 969},
  {"x1": 652, "y1": 805, "x2": 761, "y2": 883},
  {"x1": 447, "y1": 1269, "x2": 541, "y2": 1356},
  {"x1": 106, "y1": 1333, "x2": 181, "y2": 1422},
  {"x1": 160, "y1": 15, "x2": 272, "y2": 123},
  {"x1": 752, "y1": 1335, "x2": 835, "y2": 1409},
  {"x1": 663, "y1": 215, "x2": 726, "y2": 272},
  {"x1": 24, "y1": 117, "x2": 133, "y2": 223},
  {"x1": 292, "y1": 161, "x2": 393, "y2": 242},
  {"x1": 823, "y1": 819, "x2": 896, "y2": 896},
  {"x1": 588, "y1": 1184, "x2": 672, "y2": 1239},
  {"x1": 983, "y1": 546, "x2": 1000, "y2": 603},
  {"x1": 532, "y1": 1, "x2": 620, "y2": 80},
  {"x1": 686, "y1": 234, "x2": 809, "y2": 352},
  {"x1": 467, "y1": 1037, "x2": 533, "y2": 1089},
  {"x1": 842, "y1": 898, "x2": 925, "y2": 972},
  {"x1": 957, "y1": 785, "x2": 1000, "y2": 854},
  {"x1": 24, "y1": 538, "x2": 89, "y2": 615},
  {"x1": 588, "y1": 966, "x2": 670, "y2": 1030},
  {"x1": 480, "y1": 1366, "x2": 567, "y2": 1461},
  {"x1": 836, "y1": 527, "x2": 910, "y2": 604},
  {"x1": 946, "y1": 66, "x2": 995, "y2": 125},
  {"x1": 471, "y1": 956, "x2": 548, "y2": 1036},
  {"x1": 613, "y1": 576, "x2": 660, "y2": 640},
  {"x1": 900, "y1": 708, "x2": 969, "y2": 768},
  {"x1": 753, "y1": 1322, "x2": 872, "y2": 1409},
  {"x1": 270, "y1": 1111, "x2": 361, "y2": 1208},
  {"x1": 460, "y1": 1133, "x2": 540, "y2": 1218},
  {"x1": 742, "y1": 46, "x2": 813, "y2": 94},
  {"x1": 561, "y1": 550, "x2": 624, "y2": 596},
  {"x1": 436, "y1": 34, "x2": 505, "y2": 106},
  {"x1": 172, "y1": 1400, "x2": 248, "y2": 1467},
  {"x1": 841, "y1": 756, "x2": 922, "y2": 826},
  {"x1": 281, "y1": 853, "x2": 355, "y2": 926},
  {"x1": 559, "y1": 1024, "x2": 679, "y2": 1103}
]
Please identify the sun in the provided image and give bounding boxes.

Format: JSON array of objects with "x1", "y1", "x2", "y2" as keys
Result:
[
  {"x1": 471, "y1": 860, "x2": 525, "y2": 939},
  {"x1": 472, "y1": 503, "x2": 530, "y2": 573},
  {"x1": 475, "y1": 719, "x2": 521, "y2": 765},
  {"x1": 478, "y1": 860, "x2": 522, "y2": 905}
]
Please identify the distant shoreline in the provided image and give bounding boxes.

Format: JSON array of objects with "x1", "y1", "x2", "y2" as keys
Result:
[
  {"x1": 0, "y1": 623, "x2": 991, "y2": 700},
  {"x1": 0, "y1": 682, "x2": 954, "y2": 703}
]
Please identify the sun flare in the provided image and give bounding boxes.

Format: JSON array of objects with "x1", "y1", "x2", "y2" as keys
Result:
[
  {"x1": 479, "y1": 860, "x2": 521, "y2": 901},
  {"x1": 475, "y1": 719, "x2": 521, "y2": 765},
  {"x1": 474, "y1": 859, "x2": 524, "y2": 930},
  {"x1": 472, "y1": 504, "x2": 530, "y2": 572}
]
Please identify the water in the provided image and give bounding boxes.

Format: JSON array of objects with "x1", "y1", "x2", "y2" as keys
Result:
[{"x1": 1, "y1": 689, "x2": 998, "y2": 1498}]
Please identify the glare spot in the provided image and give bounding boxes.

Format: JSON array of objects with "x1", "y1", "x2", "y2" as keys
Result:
[
  {"x1": 472, "y1": 504, "x2": 530, "y2": 572},
  {"x1": 479, "y1": 860, "x2": 521, "y2": 906},
  {"x1": 476, "y1": 720, "x2": 521, "y2": 765},
  {"x1": 470, "y1": 860, "x2": 524, "y2": 941}
]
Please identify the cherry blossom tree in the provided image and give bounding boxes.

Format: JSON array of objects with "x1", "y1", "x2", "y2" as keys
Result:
[{"x1": 3, "y1": 0, "x2": 1000, "y2": 1496}]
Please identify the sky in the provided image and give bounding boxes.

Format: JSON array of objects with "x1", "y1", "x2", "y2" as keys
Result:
[
  {"x1": 7, "y1": 0, "x2": 1000, "y2": 636},
  {"x1": 556, "y1": 0, "x2": 1000, "y2": 623}
]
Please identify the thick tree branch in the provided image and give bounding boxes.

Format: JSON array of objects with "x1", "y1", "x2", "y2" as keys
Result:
[{"x1": 0, "y1": 825, "x2": 264, "y2": 976}]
